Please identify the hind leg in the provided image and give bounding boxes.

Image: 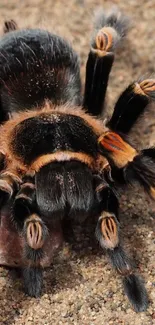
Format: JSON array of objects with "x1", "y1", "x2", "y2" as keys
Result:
[{"x1": 93, "y1": 176, "x2": 148, "y2": 312}]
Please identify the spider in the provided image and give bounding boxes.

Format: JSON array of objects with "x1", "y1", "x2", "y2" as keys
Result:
[{"x1": 0, "y1": 9, "x2": 154, "y2": 312}]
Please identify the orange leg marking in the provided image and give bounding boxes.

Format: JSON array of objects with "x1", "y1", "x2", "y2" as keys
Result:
[
  {"x1": 98, "y1": 131, "x2": 137, "y2": 168},
  {"x1": 99, "y1": 213, "x2": 119, "y2": 249},
  {"x1": 95, "y1": 27, "x2": 117, "y2": 52},
  {"x1": 25, "y1": 214, "x2": 45, "y2": 250}
]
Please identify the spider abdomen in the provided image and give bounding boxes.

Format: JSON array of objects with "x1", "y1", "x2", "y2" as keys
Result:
[{"x1": 0, "y1": 29, "x2": 81, "y2": 119}]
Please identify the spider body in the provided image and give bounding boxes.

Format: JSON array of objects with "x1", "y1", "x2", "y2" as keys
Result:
[{"x1": 0, "y1": 10, "x2": 155, "y2": 312}]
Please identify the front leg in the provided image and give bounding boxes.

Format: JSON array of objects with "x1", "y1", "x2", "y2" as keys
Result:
[
  {"x1": 108, "y1": 78, "x2": 155, "y2": 134},
  {"x1": 83, "y1": 8, "x2": 129, "y2": 116},
  {"x1": 94, "y1": 177, "x2": 148, "y2": 312}
]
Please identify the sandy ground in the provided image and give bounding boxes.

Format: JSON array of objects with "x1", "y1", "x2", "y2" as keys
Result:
[{"x1": 0, "y1": 0, "x2": 155, "y2": 324}]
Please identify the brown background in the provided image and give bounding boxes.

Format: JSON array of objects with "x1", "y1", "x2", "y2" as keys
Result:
[{"x1": 0, "y1": 0, "x2": 155, "y2": 324}]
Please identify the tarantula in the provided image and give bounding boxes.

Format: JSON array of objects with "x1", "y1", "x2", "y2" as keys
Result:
[{"x1": 0, "y1": 10, "x2": 154, "y2": 312}]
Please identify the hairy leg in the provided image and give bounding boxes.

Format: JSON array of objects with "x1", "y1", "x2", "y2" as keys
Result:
[
  {"x1": 83, "y1": 8, "x2": 129, "y2": 116},
  {"x1": 108, "y1": 78, "x2": 155, "y2": 133},
  {"x1": 94, "y1": 176, "x2": 148, "y2": 312},
  {"x1": 98, "y1": 131, "x2": 155, "y2": 199},
  {"x1": 13, "y1": 179, "x2": 48, "y2": 297}
]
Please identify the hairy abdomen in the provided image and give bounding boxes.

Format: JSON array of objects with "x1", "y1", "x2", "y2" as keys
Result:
[{"x1": 0, "y1": 29, "x2": 81, "y2": 120}]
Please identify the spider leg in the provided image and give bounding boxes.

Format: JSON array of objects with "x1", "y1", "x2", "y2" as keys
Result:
[
  {"x1": 22, "y1": 213, "x2": 47, "y2": 297},
  {"x1": 3, "y1": 19, "x2": 18, "y2": 34},
  {"x1": 83, "y1": 8, "x2": 129, "y2": 116},
  {"x1": 0, "y1": 170, "x2": 21, "y2": 207},
  {"x1": 108, "y1": 78, "x2": 155, "y2": 133},
  {"x1": 98, "y1": 131, "x2": 155, "y2": 199},
  {"x1": 94, "y1": 177, "x2": 148, "y2": 312},
  {"x1": 13, "y1": 179, "x2": 48, "y2": 297}
]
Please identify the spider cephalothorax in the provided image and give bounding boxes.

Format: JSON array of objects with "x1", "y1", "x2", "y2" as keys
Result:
[{"x1": 0, "y1": 9, "x2": 155, "y2": 312}]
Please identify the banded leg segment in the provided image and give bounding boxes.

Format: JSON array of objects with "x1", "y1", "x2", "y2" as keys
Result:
[
  {"x1": 94, "y1": 178, "x2": 148, "y2": 311},
  {"x1": 98, "y1": 131, "x2": 155, "y2": 199},
  {"x1": 94, "y1": 179, "x2": 119, "y2": 250},
  {"x1": 13, "y1": 179, "x2": 48, "y2": 297},
  {"x1": 94, "y1": 177, "x2": 119, "y2": 249},
  {"x1": 83, "y1": 9, "x2": 129, "y2": 116},
  {"x1": 23, "y1": 213, "x2": 48, "y2": 297},
  {"x1": 108, "y1": 79, "x2": 155, "y2": 133},
  {"x1": 96, "y1": 212, "x2": 119, "y2": 250},
  {"x1": 22, "y1": 211, "x2": 48, "y2": 297}
]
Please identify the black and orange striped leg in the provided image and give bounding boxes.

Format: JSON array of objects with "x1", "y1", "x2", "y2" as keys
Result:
[
  {"x1": 83, "y1": 47, "x2": 114, "y2": 116},
  {"x1": 13, "y1": 179, "x2": 48, "y2": 297},
  {"x1": 83, "y1": 9, "x2": 129, "y2": 116},
  {"x1": 3, "y1": 19, "x2": 18, "y2": 34},
  {"x1": 95, "y1": 211, "x2": 119, "y2": 250},
  {"x1": 94, "y1": 177, "x2": 119, "y2": 251},
  {"x1": 94, "y1": 180, "x2": 148, "y2": 311},
  {"x1": 108, "y1": 78, "x2": 155, "y2": 133},
  {"x1": 22, "y1": 213, "x2": 48, "y2": 297},
  {"x1": 98, "y1": 131, "x2": 155, "y2": 199}
]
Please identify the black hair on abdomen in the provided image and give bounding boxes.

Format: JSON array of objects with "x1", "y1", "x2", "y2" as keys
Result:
[{"x1": 0, "y1": 29, "x2": 81, "y2": 116}]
